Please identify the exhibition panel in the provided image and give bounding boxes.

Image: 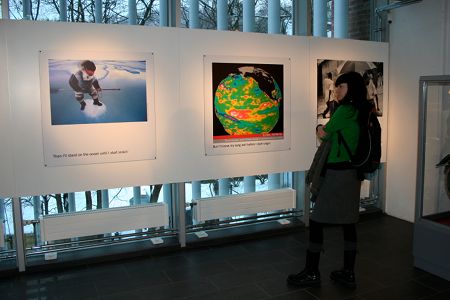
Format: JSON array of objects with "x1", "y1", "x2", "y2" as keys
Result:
[
  {"x1": 0, "y1": 20, "x2": 389, "y2": 198},
  {"x1": 0, "y1": 19, "x2": 388, "y2": 272}
]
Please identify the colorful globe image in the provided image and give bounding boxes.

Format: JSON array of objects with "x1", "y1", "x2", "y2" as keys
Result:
[{"x1": 214, "y1": 66, "x2": 282, "y2": 136}]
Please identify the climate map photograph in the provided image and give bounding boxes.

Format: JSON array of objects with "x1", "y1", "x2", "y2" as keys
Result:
[{"x1": 212, "y1": 62, "x2": 284, "y2": 142}]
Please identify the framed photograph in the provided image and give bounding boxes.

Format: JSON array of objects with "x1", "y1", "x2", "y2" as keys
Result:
[
  {"x1": 317, "y1": 59, "x2": 384, "y2": 126},
  {"x1": 204, "y1": 55, "x2": 291, "y2": 155},
  {"x1": 39, "y1": 50, "x2": 156, "y2": 166}
]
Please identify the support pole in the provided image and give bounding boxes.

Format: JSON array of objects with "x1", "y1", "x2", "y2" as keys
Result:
[
  {"x1": 244, "y1": 176, "x2": 256, "y2": 193},
  {"x1": 293, "y1": 0, "x2": 310, "y2": 36},
  {"x1": 23, "y1": 0, "x2": 31, "y2": 20},
  {"x1": 95, "y1": 0, "x2": 102, "y2": 23},
  {"x1": 68, "y1": 192, "x2": 76, "y2": 212},
  {"x1": 2, "y1": 0, "x2": 9, "y2": 19},
  {"x1": 334, "y1": 0, "x2": 349, "y2": 38},
  {"x1": 160, "y1": 0, "x2": 169, "y2": 26},
  {"x1": 101, "y1": 190, "x2": 109, "y2": 209},
  {"x1": 243, "y1": 0, "x2": 255, "y2": 33},
  {"x1": 59, "y1": 0, "x2": 67, "y2": 21},
  {"x1": 268, "y1": 0, "x2": 281, "y2": 34},
  {"x1": 175, "y1": 183, "x2": 186, "y2": 247},
  {"x1": 268, "y1": 173, "x2": 281, "y2": 190},
  {"x1": 217, "y1": 0, "x2": 227, "y2": 31},
  {"x1": 313, "y1": 0, "x2": 327, "y2": 37},
  {"x1": 12, "y1": 197, "x2": 26, "y2": 272},
  {"x1": 133, "y1": 187, "x2": 141, "y2": 206},
  {"x1": 32, "y1": 196, "x2": 41, "y2": 245},
  {"x1": 189, "y1": 0, "x2": 200, "y2": 28},
  {"x1": 128, "y1": 0, "x2": 137, "y2": 25},
  {"x1": 219, "y1": 178, "x2": 231, "y2": 196}
]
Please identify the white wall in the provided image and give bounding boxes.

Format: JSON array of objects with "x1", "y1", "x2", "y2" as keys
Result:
[
  {"x1": 0, "y1": 20, "x2": 389, "y2": 198},
  {"x1": 387, "y1": 0, "x2": 450, "y2": 222}
]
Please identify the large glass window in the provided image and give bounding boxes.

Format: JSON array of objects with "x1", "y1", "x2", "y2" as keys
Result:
[{"x1": 18, "y1": 186, "x2": 173, "y2": 267}]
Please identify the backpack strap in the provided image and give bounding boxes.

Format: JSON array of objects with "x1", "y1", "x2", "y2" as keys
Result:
[{"x1": 337, "y1": 130, "x2": 353, "y2": 162}]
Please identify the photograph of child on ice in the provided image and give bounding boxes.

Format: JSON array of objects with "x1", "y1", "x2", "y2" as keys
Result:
[{"x1": 48, "y1": 58, "x2": 148, "y2": 125}]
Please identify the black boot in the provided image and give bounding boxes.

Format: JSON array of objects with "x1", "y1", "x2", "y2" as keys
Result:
[
  {"x1": 93, "y1": 99, "x2": 103, "y2": 106},
  {"x1": 287, "y1": 250, "x2": 321, "y2": 287},
  {"x1": 80, "y1": 101, "x2": 86, "y2": 111},
  {"x1": 330, "y1": 250, "x2": 356, "y2": 289}
]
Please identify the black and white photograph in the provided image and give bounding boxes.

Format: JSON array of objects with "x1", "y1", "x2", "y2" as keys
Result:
[{"x1": 317, "y1": 59, "x2": 384, "y2": 120}]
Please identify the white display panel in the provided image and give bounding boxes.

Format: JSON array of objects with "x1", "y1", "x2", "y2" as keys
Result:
[
  {"x1": 0, "y1": 20, "x2": 388, "y2": 197},
  {"x1": 39, "y1": 50, "x2": 156, "y2": 166},
  {"x1": 0, "y1": 24, "x2": 15, "y2": 197},
  {"x1": 178, "y1": 29, "x2": 312, "y2": 182}
]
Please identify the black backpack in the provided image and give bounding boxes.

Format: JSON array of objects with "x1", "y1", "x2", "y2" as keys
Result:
[{"x1": 338, "y1": 112, "x2": 381, "y2": 179}]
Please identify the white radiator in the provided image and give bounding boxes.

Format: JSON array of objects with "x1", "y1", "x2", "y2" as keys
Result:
[
  {"x1": 0, "y1": 219, "x2": 4, "y2": 248},
  {"x1": 192, "y1": 188, "x2": 296, "y2": 222},
  {"x1": 40, "y1": 203, "x2": 168, "y2": 242}
]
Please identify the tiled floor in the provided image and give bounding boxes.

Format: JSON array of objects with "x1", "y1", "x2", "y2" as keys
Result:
[{"x1": 2, "y1": 214, "x2": 450, "y2": 299}]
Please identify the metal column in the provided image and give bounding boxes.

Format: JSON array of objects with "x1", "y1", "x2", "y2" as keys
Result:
[
  {"x1": 313, "y1": 0, "x2": 327, "y2": 37},
  {"x1": 174, "y1": 183, "x2": 186, "y2": 247},
  {"x1": 243, "y1": 0, "x2": 255, "y2": 33},
  {"x1": 2, "y1": 0, "x2": 9, "y2": 19},
  {"x1": 334, "y1": 0, "x2": 349, "y2": 38},
  {"x1": 95, "y1": 0, "x2": 102, "y2": 23},
  {"x1": 189, "y1": 0, "x2": 200, "y2": 28},
  {"x1": 128, "y1": 0, "x2": 137, "y2": 25},
  {"x1": 22, "y1": 0, "x2": 31, "y2": 20},
  {"x1": 293, "y1": 0, "x2": 311, "y2": 36},
  {"x1": 268, "y1": 0, "x2": 281, "y2": 34},
  {"x1": 217, "y1": 0, "x2": 227, "y2": 31},
  {"x1": 59, "y1": 0, "x2": 67, "y2": 21},
  {"x1": 12, "y1": 197, "x2": 26, "y2": 272}
]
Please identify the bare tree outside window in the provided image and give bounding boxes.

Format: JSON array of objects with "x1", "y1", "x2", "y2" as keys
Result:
[{"x1": 7, "y1": 0, "x2": 160, "y2": 25}]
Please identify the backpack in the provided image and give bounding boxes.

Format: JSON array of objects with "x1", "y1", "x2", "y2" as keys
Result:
[{"x1": 338, "y1": 112, "x2": 381, "y2": 179}]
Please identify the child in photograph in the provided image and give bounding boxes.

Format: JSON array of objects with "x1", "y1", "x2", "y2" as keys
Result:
[
  {"x1": 69, "y1": 60, "x2": 102, "y2": 111},
  {"x1": 320, "y1": 72, "x2": 338, "y2": 118}
]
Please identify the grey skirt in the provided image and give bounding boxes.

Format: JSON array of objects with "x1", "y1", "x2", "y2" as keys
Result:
[{"x1": 310, "y1": 168, "x2": 361, "y2": 224}]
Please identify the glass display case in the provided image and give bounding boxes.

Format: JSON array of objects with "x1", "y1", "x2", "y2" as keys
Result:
[{"x1": 414, "y1": 75, "x2": 450, "y2": 280}]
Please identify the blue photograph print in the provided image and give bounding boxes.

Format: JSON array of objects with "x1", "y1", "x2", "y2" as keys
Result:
[{"x1": 48, "y1": 59, "x2": 148, "y2": 125}]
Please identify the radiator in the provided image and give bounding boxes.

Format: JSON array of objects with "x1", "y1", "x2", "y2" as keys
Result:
[
  {"x1": 0, "y1": 219, "x2": 4, "y2": 248},
  {"x1": 192, "y1": 188, "x2": 296, "y2": 222},
  {"x1": 40, "y1": 203, "x2": 168, "y2": 242}
]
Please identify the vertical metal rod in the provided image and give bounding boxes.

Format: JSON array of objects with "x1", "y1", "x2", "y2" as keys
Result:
[
  {"x1": 128, "y1": 0, "x2": 137, "y2": 25},
  {"x1": 216, "y1": 0, "x2": 227, "y2": 30},
  {"x1": 160, "y1": 0, "x2": 169, "y2": 26},
  {"x1": 32, "y1": 196, "x2": 41, "y2": 245},
  {"x1": 244, "y1": 176, "x2": 256, "y2": 193},
  {"x1": 101, "y1": 189, "x2": 109, "y2": 208},
  {"x1": 176, "y1": 183, "x2": 186, "y2": 247},
  {"x1": 0, "y1": 198, "x2": 5, "y2": 249},
  {"x1": 95, "y1": 0, "x2": 102, "y2": 23},
  {"x1": 313, "y1": 0, "x2": 327, "y2": 37},
  {"x1": 293, "y1": 0, "x2": 310, "y2": 36},
  {"x1": 189, "y1": 0, "x2": 200, "y2": 28},
  {"x1": 268, "y1": 173, "x2": 281, "y2": 190},
  {"x1": 219, "y1": 178, "x2": 231, "y2": 196},
  {"x1": 23, "y1": 0, "x2": 31, "y2": 20},
  {"x1": 12, "y1": 197, "x2": 26, "y2": 272},
  {"x1": 59, "y1": 0, "x2": 67, "y2": 21},
  {"x1": 334, "y1": 0, "x2": 349, "y2": 38},
  {"x1": 415, "y1": 80, "x2": 428, "y2": 222},
  {"x1": 243, "y1": 0, "x2": 255, "y2": 33},
  {"x1": 268, "y1": 0, "x2": 281, "y2": 34},
  {"x1": 2, "y1": 0, "x2": 10, "y2": 19}
]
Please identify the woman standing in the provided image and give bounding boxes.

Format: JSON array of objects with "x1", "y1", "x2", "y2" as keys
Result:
[{"x1": 287, "y1": 72, "x2": 370, "y2": 289}]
